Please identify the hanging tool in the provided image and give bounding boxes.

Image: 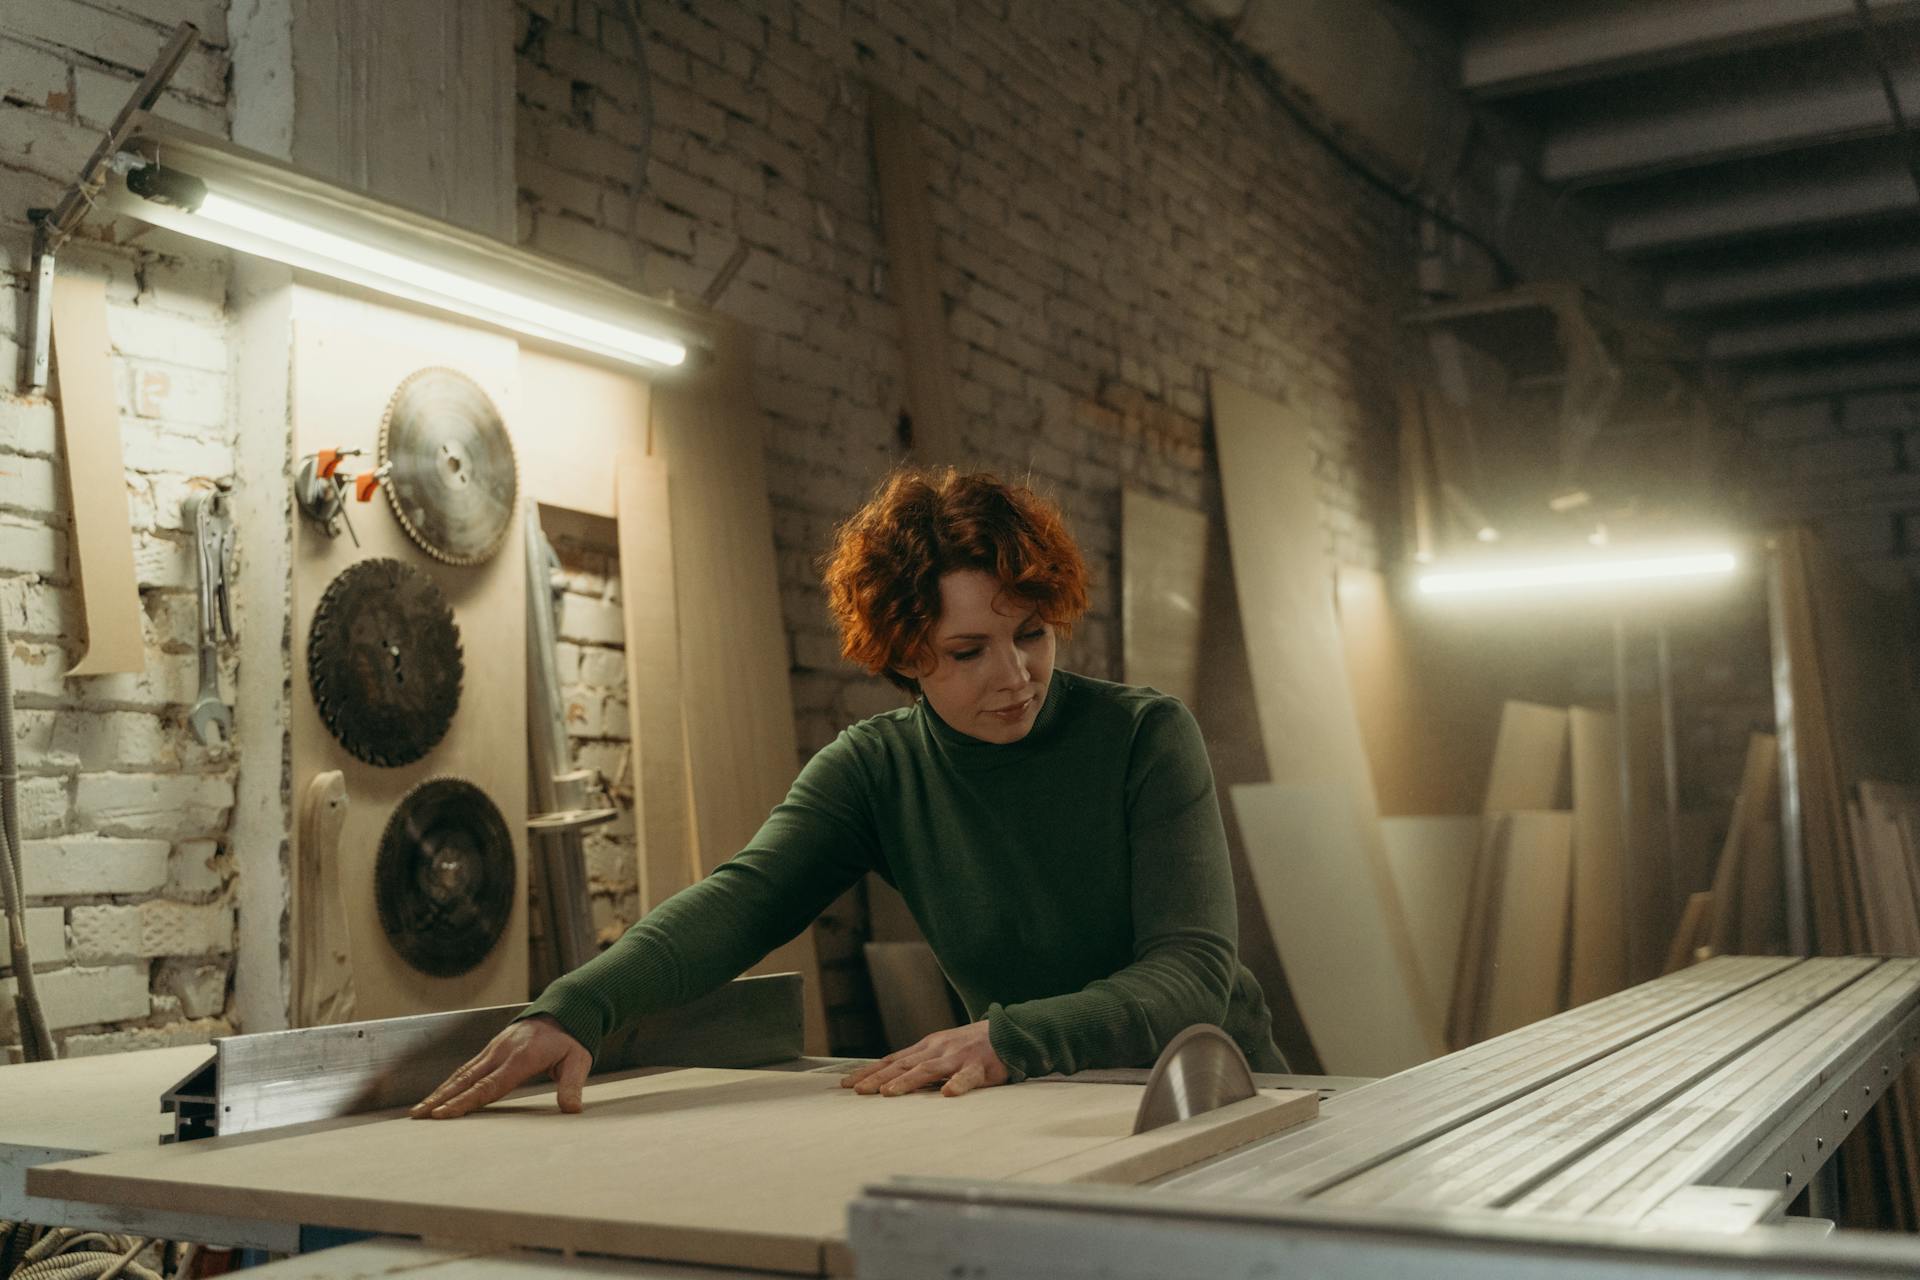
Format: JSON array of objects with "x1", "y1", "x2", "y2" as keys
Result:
[
  {"x1": 307, "y1": 557, "x2": 465, "y2": 768},
  {"x1": 293, "y1": 446, "x2": 387, "y2": 546},
  {"x1": 380, "y1": 367, "x2": 520, "y2": 566},
  {"x1": 185, "y1": 487, "x2": 234, "y2": 749}
]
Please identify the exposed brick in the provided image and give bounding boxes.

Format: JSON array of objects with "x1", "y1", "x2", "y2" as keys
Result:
[
  {"x1": 0, "y1": 963, "x2": 149, "y2": 1033},
  {"x1": 0, "y1": 907, "x2": 66, "y2": 971},
  {"x1": 70, "y1": 899, "x2": 233, "y2": 961},
  {"x1": 20, "y1": 836, "x2": 170, "y2": 897},
  {"x1": 558, "y1": 593, "x2": 625, "y2": 645},
  {"x1": 155, "y1": 956, "x2": 229, "y2": 1017},
  {"x1": 73, "y1": 772, "x2": 235, "y2": 840}
]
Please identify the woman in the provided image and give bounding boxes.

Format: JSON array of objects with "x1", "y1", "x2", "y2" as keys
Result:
[{"x1": 413, "y1": 468, "x2": 1283, "y2": 1118}]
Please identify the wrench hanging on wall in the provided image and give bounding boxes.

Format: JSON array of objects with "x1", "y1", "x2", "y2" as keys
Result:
[{"x1": 186, "y1": 487, "x2": 234, "y2": 748}]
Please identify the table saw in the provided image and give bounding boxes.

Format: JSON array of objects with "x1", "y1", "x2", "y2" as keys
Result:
[{"x1": 8, "y1": 957, "x2": 1920, "y2": 1278}]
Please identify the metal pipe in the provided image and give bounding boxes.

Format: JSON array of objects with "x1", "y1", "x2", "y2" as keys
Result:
[{"x1": 1767, "y1": 543, "x2": 1812, "y2": 955}]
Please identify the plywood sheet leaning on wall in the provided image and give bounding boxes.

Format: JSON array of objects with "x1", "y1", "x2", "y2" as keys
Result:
[
  {"x1": 1379, "y1": 816, "x2": 1481, "y2": 1031},
  {"x1": 519, "y1": 349, "x2": 650, "y2": 518},
  {"x1": 1210, "y1": 375, "x2": 1439, "y2": 1075},
  {"x1": 1703, "y1": 734, "x2": 1780, "y2": 958},
  {"x1": 1483, "y1": 702, "x2": 1569, "y2": 812},
  {"x1": 1335, "y1": 567, "x2": 1500, "y2": 817},
  {"x1": 651, "y1": 318, "x2": 828, "y2": 1054},
  {"x1": 1120, "y1": 487, "x2": 1208, "y2": 705},
  {"x1": 615, "y1": 453, "x2": 696, "y2": 914},
  {"x1": 1477, "y1": 810, "x2": 1575, "y2": 1041},
  {"x1": 288, "y1": 294, "x2": 528, "y2": 1021},
  {"x1": 1568, "y1": 708, "x2": 1627, "y2": 1007},
  {"x1": 49, "y1": 275, "x2": 144, "y2": 677}
]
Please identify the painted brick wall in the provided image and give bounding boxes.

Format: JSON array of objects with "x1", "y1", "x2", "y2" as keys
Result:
[
  {"x1": 513, "y1": 0, "x2": 1416, "y2": 1049},
  {"x1": 1, "y1": 4, "x2": 238, "y2": 1057}
]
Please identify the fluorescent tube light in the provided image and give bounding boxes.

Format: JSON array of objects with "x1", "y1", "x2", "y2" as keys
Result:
[
  {"x1": 1417, "y1": 549, "x2": 1739, "y2": 597},
  {"x1": 186, "y1": 191, "x2": 685, "y2": 368},
  {"x1": 95, "y1": 115, "x2": 703, "y2": 374}
]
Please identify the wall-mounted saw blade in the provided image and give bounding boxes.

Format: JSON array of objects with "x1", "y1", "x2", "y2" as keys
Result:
[
  {"x1": 375, "y1": 776, "x2": 516, "y2": 979},
  {"x1": 308, "y1": 557, "x2": 464, "y2": 768},
  {"x1": 379, "y1": 367, "x2": 518, "y2": 566}
]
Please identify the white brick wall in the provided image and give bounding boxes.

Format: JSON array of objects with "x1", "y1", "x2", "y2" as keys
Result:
[{"x1": 2, "y1": 4, "x2": 239, "y2": 1055}]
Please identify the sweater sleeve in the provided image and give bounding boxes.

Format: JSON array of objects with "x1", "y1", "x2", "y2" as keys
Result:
[
  {"x1": 519, "y1": 729, "x2": 877, "y2": 1059},
  {"x1": 985, "y1": 700, "x2": 1238, "y2": 1079}
]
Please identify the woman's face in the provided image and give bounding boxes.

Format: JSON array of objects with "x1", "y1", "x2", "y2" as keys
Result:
[{"x1": 902, "y1": 569, "x2": 1055, "y2": 745}]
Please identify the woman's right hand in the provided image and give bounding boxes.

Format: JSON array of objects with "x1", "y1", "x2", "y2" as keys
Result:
[{"x1": 410, "y1": 1014, "x2": 593, "y2": 1119}]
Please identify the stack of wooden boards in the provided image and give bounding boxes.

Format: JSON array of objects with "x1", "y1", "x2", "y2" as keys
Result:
[
  {"x1": 31, "y1": 1068, "x2": 1316, "y2": 1276},
  {"x1": 1774, "y1": 526, "x2": 1920, "y2": 1228}
]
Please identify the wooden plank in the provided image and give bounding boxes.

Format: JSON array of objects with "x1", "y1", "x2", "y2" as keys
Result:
[
  {"x1": 1335, "y1": 567, "x2": 1500, "y2": 817},
  {"x1": 517, "y1": 350, "x2": 650, "y2": 519},
  {"x1": 31, "y1": 1069, "x2": 1311, "y2": 1276},
  {"x1": 49, "y1": 274, "x2": 144, "y2": 677},
  {"x1": 294, "y1": 770, "x2": 355, "y2": 1027},
  {"x1": 1483, "y1": 702, "x2": 1569, "y2": 812},
  {"x1": 1230, "y1": 784, "x2": 1440, "y2": 1075},
  {"x1": 1479, "y1": 811, "x2": 1575, "y2": 1040},
  {"x1": 864, "y1": 941, "x2": 957, "y2": 1051},
  {"x1": 1379, "y1": 816, "x2": 1481, "y2": 1028},
  {"x1": 1119, "y1": 488, "x2": 1207, "y2": 705},
  {"x1": 651, "y1": 319, "x2": 827, "y2": 1054},
  {"x1": 1009, "y1": 1091, "x2": 1315, "y2": 1185},
  {"x1": 869, "y1": 87, "x2": 965, "y2": 469},
  {"x1": 1211, "y1": 375, "x2": 1438, "y2": 1075},
  {"x1": 1568, "y1": 708, "x2": 1628, "y2": 1007},
  {"x1": 1663, "y1": 892, "x2": 1713, "y2": 975},
  {"x1": 1704, "y1": 734, "x2": 1779, "y2": 955},
  {"x1": 1446, "y1": 815, "x2": 1507, "y2": 1051},
  {"x1": 613, "y1": 454, "x2": 696, "y2": 914},
  {"x1": 288, "y1": 293, "x2": 529, "y2": 1020}
]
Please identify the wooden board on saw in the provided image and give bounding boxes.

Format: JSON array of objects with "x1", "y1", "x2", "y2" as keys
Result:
[
  {"x1": 1484, "y1": 702, "x2": 1569, "y2": 812},
  {"x1": 32, "y1": 1068, "x2": 1316, "y2": 1276},
  {"x1": 651, "y1": 318, "x2": 828, "y2": 1054},
  {"x1": 288, "y1": 290, "x2": 528, "y2": 1021},
  {"x1": 1120, "y1": 487, "x2": 1208, "y2": 705},
  {"x1": 517, "y1": 349, "x2": 649, "y2": 519},
  {"x1": 1568, "y1": 707, "x2": 1627, "y2": 1008},
  {"x1": 49, "y1": 274, "x2": 144, "y2": 677},
  {"x1": 1334, "y1": 566, "x2": 1500, "y2": 817},
  {"x1": 1210, "y1": 376, "x2": 1439, "y2": 1075},
  {"x1": 1379, "y1": 816, "x2": 1481, "y2": 1031},
  {"x1": 614, "y1": 452, "x2": 695, "y2": 914}
]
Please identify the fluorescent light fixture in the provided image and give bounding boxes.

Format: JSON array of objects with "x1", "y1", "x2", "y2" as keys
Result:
[
  {"x1": 1417, "y1": 549, "x2": 1740, "y2": 598},
  {"x1": 99, "y1": 115, "x2": 701, "y2": 372}
]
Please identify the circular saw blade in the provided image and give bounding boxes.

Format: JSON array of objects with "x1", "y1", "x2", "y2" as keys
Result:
[
  {"x1": 379, "y1": 367, "x2": 518, "y2": 566},
  {"x1": 1133, "y1": 1024, "x2": 1257, "y2": 1134},
  {"x1": 375, "y1": 776, "x2": 515, "y2": 978},
  {"x1": 308, "y1": 557, "x2": 464, "y2": 768}
]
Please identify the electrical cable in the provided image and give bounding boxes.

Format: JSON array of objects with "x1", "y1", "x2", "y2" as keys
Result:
[{"x1": 0, "y1": 605, "x2": 56, "y2": 1062}]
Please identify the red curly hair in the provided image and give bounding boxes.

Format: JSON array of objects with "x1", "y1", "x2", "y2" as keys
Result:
[{"x1": 822, "y1": 468, "x2": 1091, "y2": 690}]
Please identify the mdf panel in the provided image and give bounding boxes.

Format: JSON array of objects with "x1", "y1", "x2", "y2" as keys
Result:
[
  {"x1": 288, "y1": 287, "x2": 527, "y2": 1021},
  {"x1": 1568, "y1": 707, "x2": 1628, "y2": 1007},
  {"x1": 1211, "y1": 376, "x2": 1438, "y2": 1075},
  {"x1": 520, "y1": 350, "x2": 650, "y2": 518},
  {"x1": 1120, "y1": 487, "x2": 1208, "y2": 705}
]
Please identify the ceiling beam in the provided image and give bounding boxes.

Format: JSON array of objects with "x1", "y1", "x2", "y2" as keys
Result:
[
  {"x1": 1462, "y1": 0, "x2": 1920, "y2": 99},
  {"x1": 1664, "y1": 236, "x2": 1920, "y2": 311},
  {"x1": 1541, "y1": 66, "x2": 1919, "y2": 184},
  {"x1": 1708, "y1": 299, "x2": 1920, "y2": 360},
  {"x1": 1606, "y1": 157, "x2": 1918, "y2": 254},
  {"x1": 1742, "y1": 349, "x2": 1920, "y2": 401}
]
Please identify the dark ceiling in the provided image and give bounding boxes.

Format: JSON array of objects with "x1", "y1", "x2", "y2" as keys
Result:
[{"x1": 1429, "y1": 0, "x2": 1920, "y2": 408}]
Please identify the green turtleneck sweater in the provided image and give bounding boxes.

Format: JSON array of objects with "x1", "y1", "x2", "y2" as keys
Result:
[{"x1": 522, "y1": 669, "x2": 1284, "y2": 1080}]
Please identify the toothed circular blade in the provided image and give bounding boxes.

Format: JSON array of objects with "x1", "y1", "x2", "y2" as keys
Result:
[
  {"x1": 308, "y1": 557, "x2": 464, "y2": 768},
  {"x1": 375, "y1": 776, "x2": 515, "y2": 978},
  {"x1": 1133, "y1": 1024, "x2": 1257, "y2": 1134},
  {"x1": 379, "y1": 367, "x2": 518, "y2": 566}
]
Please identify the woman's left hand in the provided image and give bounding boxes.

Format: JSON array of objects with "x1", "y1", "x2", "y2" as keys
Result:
[{"x1": 841, "y1": 1019, "x2": 1010, "y2": 1097}]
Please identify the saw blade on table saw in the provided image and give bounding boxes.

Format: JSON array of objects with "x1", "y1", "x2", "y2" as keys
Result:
[
  {"x1": 375, "y1": 776, "x2": 516, "y2": 978},
  {"x1": 379, "y1": 366, "x2": 519, "y2": 566},
  {"x1": 1133, "y1": 1023, "x2": 1258, "y2": 1134}
]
